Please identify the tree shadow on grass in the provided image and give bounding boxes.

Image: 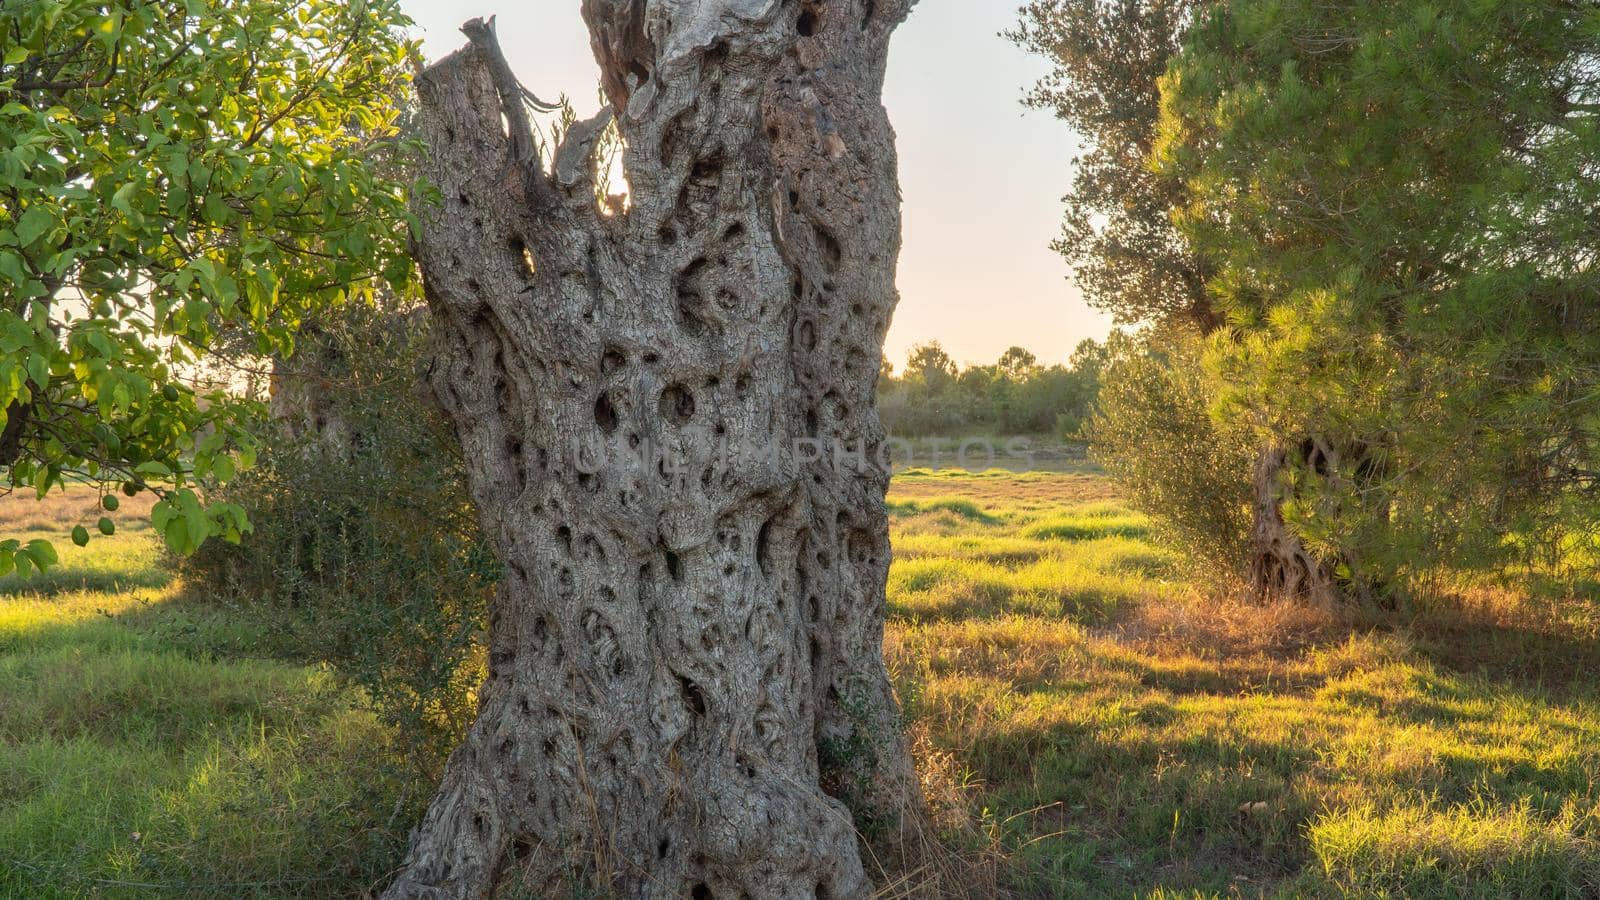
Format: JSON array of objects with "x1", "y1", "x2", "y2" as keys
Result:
[
  {"x1": 0, "y1": 565, "x2": 172, "y2": 598},
  {"x1": 0, "y1": 535, "x2": 171, "y2": 599},
  {"x1": 1402, "y1": 617, "x2": 1600, "y2": 698},
  {"x1": 909, "y1": 624, "x2": 1600, "y2": 898}
]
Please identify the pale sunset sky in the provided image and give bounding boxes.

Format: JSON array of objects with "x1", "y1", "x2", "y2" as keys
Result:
[{"x1": 401, "y1": 1, "x2": 1114, "y2": 369}]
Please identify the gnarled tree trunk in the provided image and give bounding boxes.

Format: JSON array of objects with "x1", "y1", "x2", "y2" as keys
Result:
[
  {"x1": 268, "y1": 324, "x2": 352, "y2": 453},
  {"x1": 1249, "y1": 445, "x2": 1337, "y2": 606},
  {"x1": 1251, "y1": 438, "x2": 1393, "y2": 609},
  {"x1": 387, "y1": 2, "x2": 919, "y2": 897}
]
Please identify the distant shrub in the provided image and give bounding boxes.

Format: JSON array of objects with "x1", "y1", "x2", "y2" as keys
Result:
[
  {"x1": 877, "y1": 383, "x2": 972, "y2": 436},
  {"x1": 1087, "y1": 329, "x2": 1254, "y2": 584},
  {"x1": 180, "y1": 303, "x2": 492, "y2": 772}
]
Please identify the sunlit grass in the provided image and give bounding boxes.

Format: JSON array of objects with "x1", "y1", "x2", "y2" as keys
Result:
[
  {"x1": 1020, "y1": 506, "x2": 1151, "y2": 542},
  {"x1": 4, "y1": 471, "x2": 1600, "y2": 896},
  {"x1": 1309, "y1": 799, "x2": 1600, "y2": 897},
  {"x1": 884, "y1": 471, "x2": 1600, "y2": 897},
  {"x1": 0, "y1": 524, "x2": 421, "y2": 897}
]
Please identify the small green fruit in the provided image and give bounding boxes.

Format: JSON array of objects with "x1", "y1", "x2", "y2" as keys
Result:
[
  {"x1": 72, "y1": 526, "x2": 90, "y2": 547},
  {"x1": 162, "y1": 384, "x2": 181, "y2": 402},
  {"x1": 102, "y1": 495, "x2": 120, "y2": 511},
  {"x1": 122, "y1": 482, "x2": 141, "y2": 497},
  {"x1": 97, "y1": 517, "x2": 115, "y2": 536}
]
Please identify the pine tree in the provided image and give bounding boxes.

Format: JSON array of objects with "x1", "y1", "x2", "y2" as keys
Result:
[
  {"x1": 1010, "y1": 0, "x2": 1218, "y2": 330},
  {"x1": 1158, "y1": 0, "x2": 1600, "y2": 598}
]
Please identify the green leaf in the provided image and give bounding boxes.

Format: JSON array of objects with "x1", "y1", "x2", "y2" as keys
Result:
[
  {"x1": 163, "y1": 518, "x2": 191, "y2": 555},
  {"x1": 23, "y1": 538, "x2": 58, "y2": 570},
  {"x1": 180, "y1": 491, "x2": 208, "y2": 548},
  {"x1": 151, "y1": 497, "x2": 173, "y2": 532},
  {"x1": 15, "y1": 206, "x2": 54, "y2": 247},
  {"x1": 25, "y1": 353, "x2": 47, "y2": 389},
  {"x1": 0, "y1": 252, "x2": 25, "y2": 288},
  {"x1": 110, "y1": 182, "x2": 137, "y2": 216}
]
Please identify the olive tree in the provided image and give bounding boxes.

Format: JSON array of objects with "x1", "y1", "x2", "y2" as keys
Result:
[{"x1": 387, "y1": 2, "x2": 922, "y2": 896}]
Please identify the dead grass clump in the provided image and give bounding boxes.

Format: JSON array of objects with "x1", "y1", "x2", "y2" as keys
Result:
[
  {"x1": 1110, "y1": 584, "x2": 1344, "y2": 663},
  {"x1": 864, "y1": 725, "x2": 1013, "y2": 899}
]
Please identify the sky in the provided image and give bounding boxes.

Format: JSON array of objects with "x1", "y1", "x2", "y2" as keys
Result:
[{"x1": 400, "y1": 1, "x2": 1114, "y2": 369}]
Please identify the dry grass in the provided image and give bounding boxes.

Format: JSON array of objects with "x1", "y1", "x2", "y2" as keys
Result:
[
  {"x1": 0, "y1": 484, "x2": 158, "y2": 533},
  {"x1": 889, "y1": 465, "x2": 1120, "y2": 510}
]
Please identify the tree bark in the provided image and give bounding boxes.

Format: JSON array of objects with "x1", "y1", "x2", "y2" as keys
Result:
[
  {"x1": 0, "y1": 400, "x2": 32, "y2": 468},
  {"x1": 1251, "y1": 437, "x2": 1396, "y2": 609},
  {"x1": 387, "y1": 2, "x2": 919, "y2": 897},
  {"x1": 268, "y1": 324, "x2": 352, "y2": 453},
  {"x1": 1248, "y1": 444, "x2": 1338, "y2": 606}
]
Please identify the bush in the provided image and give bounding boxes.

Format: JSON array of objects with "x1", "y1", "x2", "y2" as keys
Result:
[
  {"x1": 1087, "y1": 328, "x2": 1254, "y2": 584},
  {"x1": 180, "y1": 302, "x2": 493, "y2": 773}
]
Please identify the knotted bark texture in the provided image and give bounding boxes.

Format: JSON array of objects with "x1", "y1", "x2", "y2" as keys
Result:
[
  {"x1": 387, "y1": 2, "x2": 919, "y2": 897},
  {"x1": 1249, "y1": 446, "x2": 1337, "y2": 606},
  {"x1": 1251, "y1": 439, "x2": 1392, "y2": 610}
]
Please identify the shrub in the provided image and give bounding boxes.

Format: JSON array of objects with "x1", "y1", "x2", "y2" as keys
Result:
[
  {"x1": 1087, "y1": 328, "x2": 1254, "y2": 584},
  {"x1": 180, "y1": 303, "x2": 493, "y2": 772}
]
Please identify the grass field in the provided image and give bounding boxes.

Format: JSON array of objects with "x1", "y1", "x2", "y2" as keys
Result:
[
  {"x1": 0, "y1": 494, "x2": 418, "y2": 897},
  {"x1": 4, "y1": 470, "x2": 1600, "y2": 897}
]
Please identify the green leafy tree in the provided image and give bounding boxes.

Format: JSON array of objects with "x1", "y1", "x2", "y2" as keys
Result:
[
  {"x1": 958, "y1": 363, "x2": 1001, "y2": 416},
  {"x1": 1067, "y1": 337, "x2": 1110, "y2": 382},
  {"x1": 903, "y1": 340, "x2": 958, "y2": 391},
  {"x1": 1009, "y1": 0, "x2": 1217, "y2": 330},
  {"x1": 0, "y1": 0, "x2": 414, "y2": 570},
  {"x1": 1019, "y1": 363, "x2": 1098, "y2": 437},
  {"x1": 996, "y1": 345, "x2": 1040, "y2": 382},
  {"x1": 1159, "y1": 0, "x2": 1600, "y2": 599},
  {"x1": 877, "y1": 340, "x2": 1105, "y2": 438}
]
